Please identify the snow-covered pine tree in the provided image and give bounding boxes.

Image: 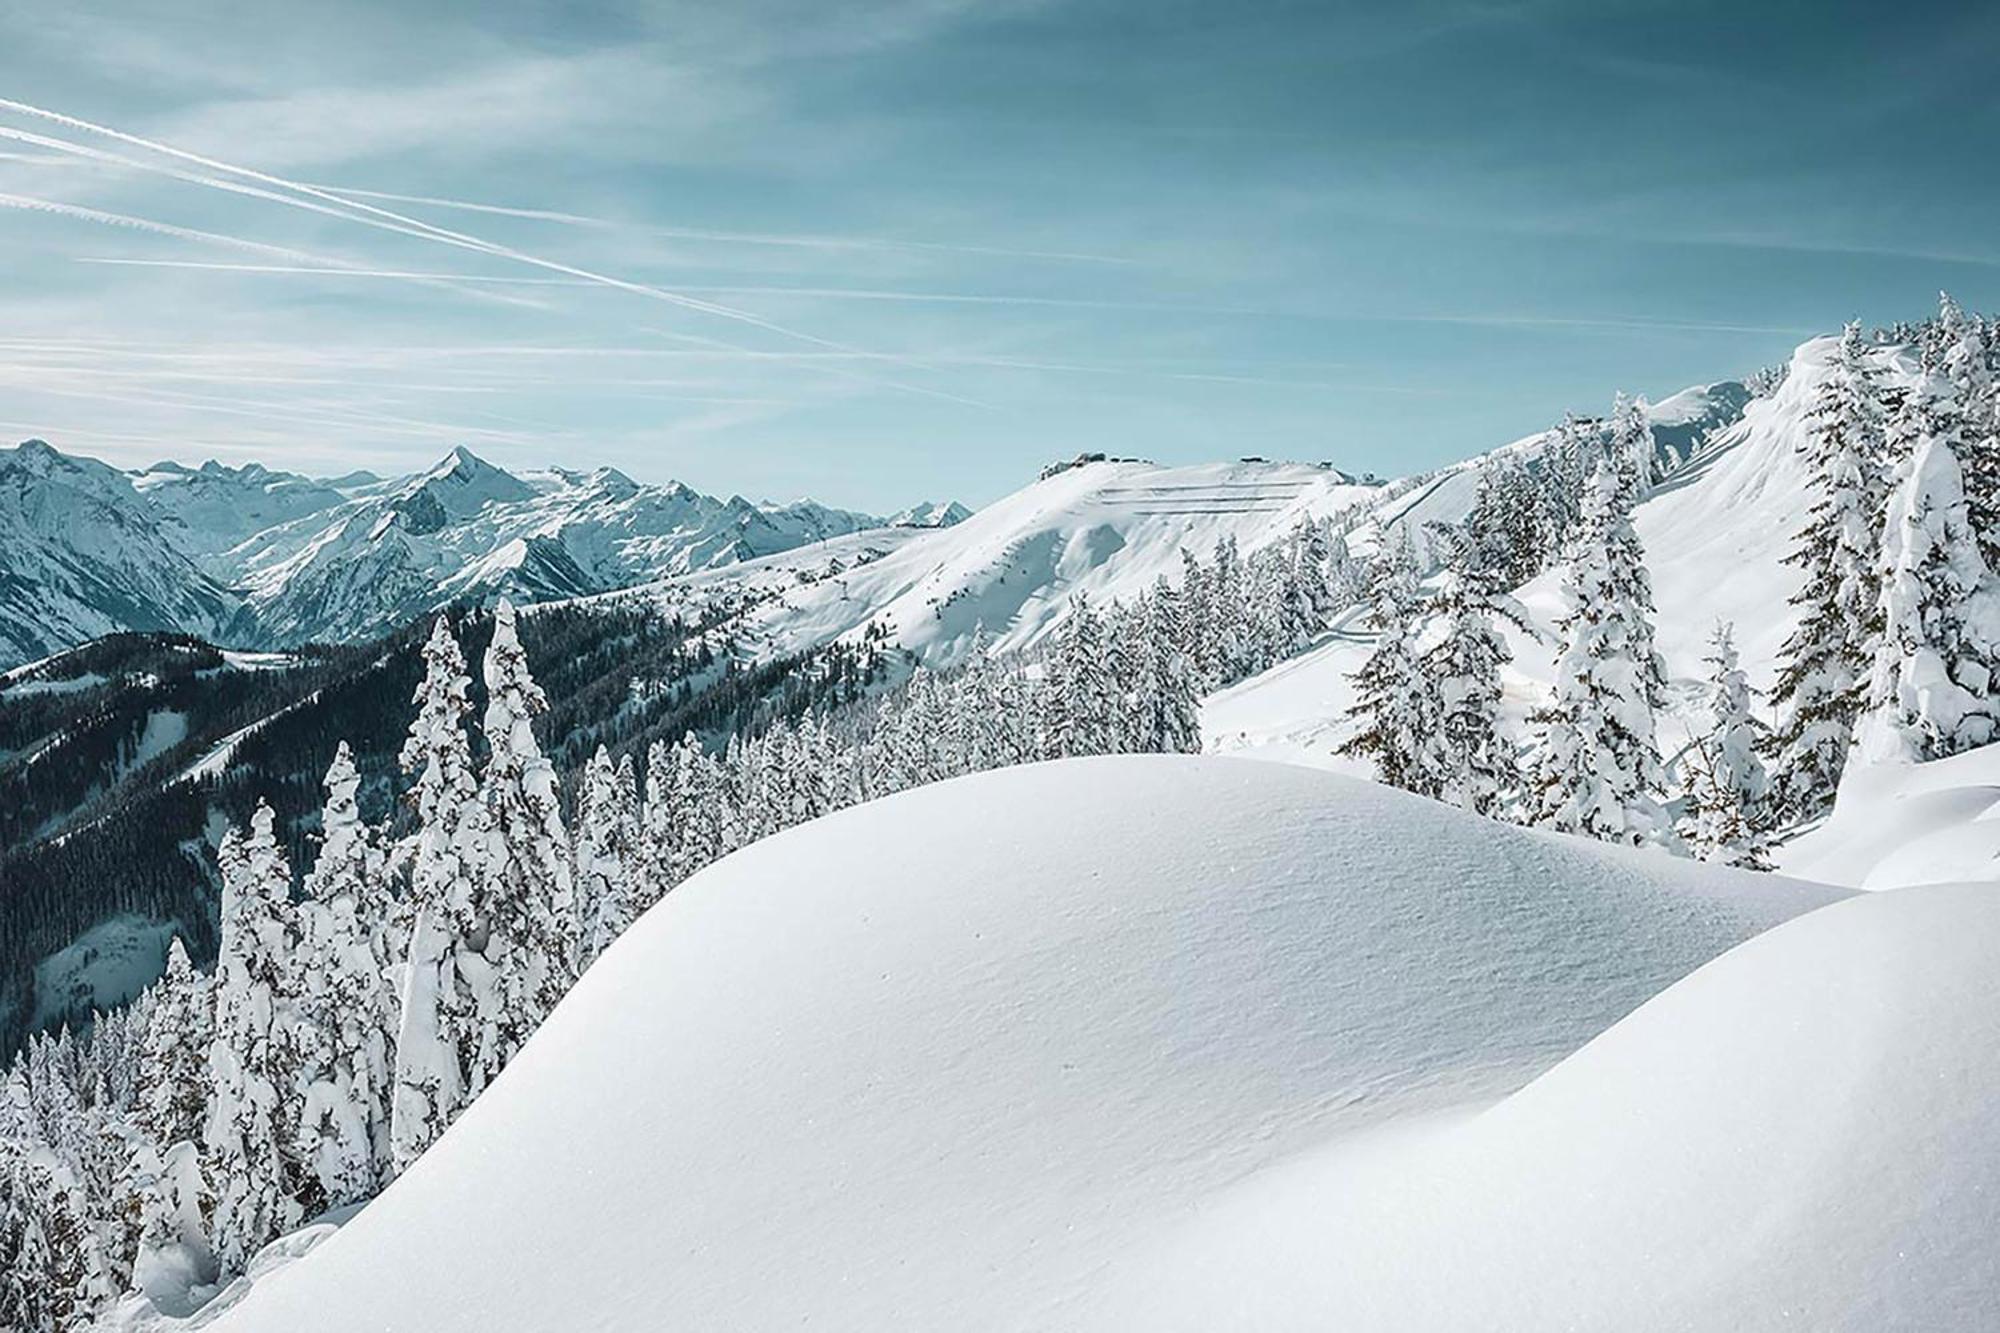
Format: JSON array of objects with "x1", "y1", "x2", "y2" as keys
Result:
[
  {"x1": 1135, "y1": 578, "x2": 1204, "y2": 754},
  {"x1": 293, "y1": 742, "x2": 393, "y2": 1211},
  {"x1": 390, "y1": 617, "x2": 478, "y2": 1176},
  {"x1": 638, "y1": 738, "x2": 676, "y2": 906},
  {"x1": 1935, "y1": 292, "x2": 2000, "y2": 569},
  {"x1": 1531, "y1": 457, "x2": 1678, "y2": 848},
  {"x1": 1463, "y1": 455, "x2": 1545, "y2": 588},
  {"x1": 125, "y1": 935, "x2": 216, "y2": 1288},
  {"x1": 1292, "y1": 517, "x2": 1338, "y2": 623},
  {"x1": 1683, "y1": 623, "x2": 1774, "y2": 867},
  {"x1": 474, "y1": 599, "x2": 576, "y2": 1085},
  {"x1": 1855, "y1": 420, "x2": 2000, "y2": 764},
  {"x1": 574, "y1": 746, "x2": 640, "y2": 966},
  {"x1": 1536, "y1": 413, "x2": 1596, "y2": 559},
  {"x1": 1608, "y1": 392, "x2": 1657, "y2": 495},
  {"x1": 667, "y1": 732, "x2": 720, "y2": 884},
  {"x1": 138, "y1": 938, "x2": 209, "y2": 1152},
  {"x1": 203, "y1": 803, "x2": 302, "y2": 1273},
  {"x1": 1767, "y1": 323, "x2": 1887, "y2": 820},
  {"x1": 2, "y1": 1142, "x2": 114, "y2": 1332},
  {"x1": 1043, "y1": 600, "x2": 1114, "y2": 758},
  {"x1": 1418, "y1": 525, "x2": 1525, "y2": 816},
  {"x1": 1337, "y1": 527, "x2": 1436, "y2": 795}
]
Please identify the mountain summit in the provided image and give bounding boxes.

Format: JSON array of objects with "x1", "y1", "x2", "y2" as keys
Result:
[{"x1": 0, "y1": 442, "x2": 966, "y2": 666}]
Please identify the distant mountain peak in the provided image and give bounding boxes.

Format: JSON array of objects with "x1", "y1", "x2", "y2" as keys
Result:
[{"x1": 889, "y1": 500, "x2": 972, "y2": 529}]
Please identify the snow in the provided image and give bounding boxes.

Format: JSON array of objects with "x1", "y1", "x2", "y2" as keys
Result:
[
  {"x1": 28, "y1": 914, "x2": 179, "y2": 1034},
  {"x1": 0, "y1": 440, "x2": 907, "y2": 664},
  {"x1": 0, "y1": 670, "x2": 107, "y2": 696},
  {"x1": 1778, "y1": 741, "x2": 2000, "y2": 889},
  {"x1": 204, "y1": 756, "x2": 1842, "y2": 1333},
  {"x1": 1205, "y1": 340, "x2": 1885, "y2": 770},
  {"x1": 1095, "y1": 878, "x2": 2000, "y2": 1330},
  {"x1": 637, "y1": 459, "x2": 1383, "y2": 668}
]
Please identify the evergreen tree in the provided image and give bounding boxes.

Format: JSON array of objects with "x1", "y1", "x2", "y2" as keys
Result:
[
  {"x1": 1684, "y1": 623, "x2": 1774, "y2": 867},
  {"x1": 473, "y1": 599, "x2": 576, "y2": 1086},
  {"x1": 1608, "y1": 392, "x2": 1657, "y2": 494},
  {"x1": 1338, "y1": 528, "x2": 1436, "y2": 794},
  {"x1": 390, "y1": 617, "x2": 477, "y2": 1176},
  {"x1": 1532, "y1": 458, "x2": 1678, "y2": 848},
  {"x1": 1856, "y1": 425, "x2": 2000, "y2": 764},
  {"x1": 293, "y1": 742, "x2": 392, "y2": 1210},
  {"x1": 574, "y1": 746, "x2": 641, "y2": 966},
  {"x1": 1935, "y1": 292, "x2": 2000, "y2": 568},
  {"x1": 1043, "y1": 601, "x2": 1114, "y2": 758},
  {"x1": 203, "y1": 803, "x2": 300, "y2": 1272},
  {"x1": 137, "y1": 938, "x2": 209, "y2": 1152},
  {"x1": 1768, "y1": 323, "x2": 1887, "y2": 819},
  {"x1": 1463, "y1": 456, "x2": 1546, "y2": 588},
  {"x1": 1419, "y1": 529, "x2": 1524, "y2": 816}
]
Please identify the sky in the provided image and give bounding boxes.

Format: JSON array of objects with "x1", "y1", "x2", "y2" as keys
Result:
[{"x1": 2, "y1": 0, "x2": 1998, "y2": 510}]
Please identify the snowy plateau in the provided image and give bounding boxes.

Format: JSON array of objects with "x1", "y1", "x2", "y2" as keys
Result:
[{"x1": 11, "y1": 317, "x2": 2000, "y2": 1333}]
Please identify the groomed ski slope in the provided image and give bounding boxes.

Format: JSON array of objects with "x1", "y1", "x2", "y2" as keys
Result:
[{"x1": 207, "y1": 756, "x2": 1847, "y2": 1333}]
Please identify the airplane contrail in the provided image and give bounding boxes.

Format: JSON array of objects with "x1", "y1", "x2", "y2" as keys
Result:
[
  {"x1": 309, "y1": 183, "x2": 1137, "y2": 265},
  {"x1": 0, "y1": 97, "x2": 994, "y2": 410}
]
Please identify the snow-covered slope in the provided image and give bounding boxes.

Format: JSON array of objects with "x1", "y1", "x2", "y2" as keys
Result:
[
  {"x1": 1100, "y1": 877, "x2": 2000, "y2": 1331},
  {"x1": 206, "y1": 757, "x2": 1843, "y2": 1333},
  {"x1": 0, "y1": 441, "x2": 238, "y2": 665},
  {"x1": 1206, "y1": 343, "x2": 1885, "y2": 769},
  {"x1": 633, "y1": 459, "x2": 1382, "y2": 667},
  {"x1": 132, "y1": 461, "x2": 349, "y2": 555}
]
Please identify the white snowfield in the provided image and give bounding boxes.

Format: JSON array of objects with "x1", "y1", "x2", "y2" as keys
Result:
[{"x1": 207, "y1": 757, "x2": 1858, "y2": 1333}]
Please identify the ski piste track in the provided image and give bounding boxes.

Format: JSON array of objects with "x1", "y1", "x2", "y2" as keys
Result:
[{"x1": 1094, "y1": 478, "x2": 1313, "y2": 516}]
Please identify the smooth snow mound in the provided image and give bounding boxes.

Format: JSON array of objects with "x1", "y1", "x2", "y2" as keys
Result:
[
  {"x1": 1779, "y1": 742, "x2": 2000, "y2": 889},
  {"x1": 210, "y1": 757, "x2": 1842, "y2": 1333},
  {"x1": 1101, "y1": 879, "x2": 2000, "y2": 1331}
]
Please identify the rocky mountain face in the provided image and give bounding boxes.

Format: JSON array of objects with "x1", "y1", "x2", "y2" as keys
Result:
[
  {"x1": 0, "y1": 441, "x2": 965, "y2": 666},
  {"x1": 0, "y1": 441, "x2": 240, "y2": 666}
]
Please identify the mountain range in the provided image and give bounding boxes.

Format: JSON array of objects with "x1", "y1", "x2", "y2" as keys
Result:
[{"x1": 0, "y1": 441, "x2": 966, "y2": 668}]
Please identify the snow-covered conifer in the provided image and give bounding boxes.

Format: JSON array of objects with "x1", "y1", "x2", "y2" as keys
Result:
[
  {"x1": 293, "y1": 742, "x2": 393, "y2": 1210},
  {"x1": 390, "y1": 617, "x2": 477, "y2": 1175},
  {"x1": 1419, "y1": 531, "x2": 1524, "y2": 816},
  {"x1": 1684, "y1": 623, "x2": 1774, "y2": 867},
  {"x1": 1856, "y1": 424, "x2": 2000, "y2": 764},
  {"x1": 1936, "y1": 292, "x2": 2000, "y2": 568},
  {"x1": 1768, "y1": 323, "x2": 1887, "y2": 819},
  {"x1": 473, "y1": 599, "x2": 576, "y2": 1085},
  {"x1": 203, "y1": 803, "x2": 301, "y2": 1272},
  {"x1": 137, "y1": 938, "x2": 209, "y2": 1153},
  {"x1": 1532, "y1": 458, "x2": 1677, "y2": 848},
  {"x1": 574, "y1": 746, "x2": 641, "y2": 966},
  {"x1": 1338, "y1": 528, "x2": 1436, "y2": 794}
]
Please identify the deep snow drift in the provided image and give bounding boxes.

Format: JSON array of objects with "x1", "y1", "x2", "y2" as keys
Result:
[
  {"x1": 207, "y1": 757, "x2": 1842, "y2": 1333},
  {"x1": 1099, "y1": 879, "x2": 2000, "y2": 1331}
]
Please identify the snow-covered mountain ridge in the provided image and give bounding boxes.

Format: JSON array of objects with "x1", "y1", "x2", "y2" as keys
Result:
[{"x1": 0, "y1": 440, "x2": 966, "y2": 665}]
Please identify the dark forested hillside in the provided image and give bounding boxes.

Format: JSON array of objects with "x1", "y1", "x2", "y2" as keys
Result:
[{"x1": 0, "y1": 592, "x2": 899, "y2": 1054}]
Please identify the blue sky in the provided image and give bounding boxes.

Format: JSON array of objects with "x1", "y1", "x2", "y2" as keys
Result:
[{"x1": 2, "y1": 0, "x2": 1997, "y2": 509}]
